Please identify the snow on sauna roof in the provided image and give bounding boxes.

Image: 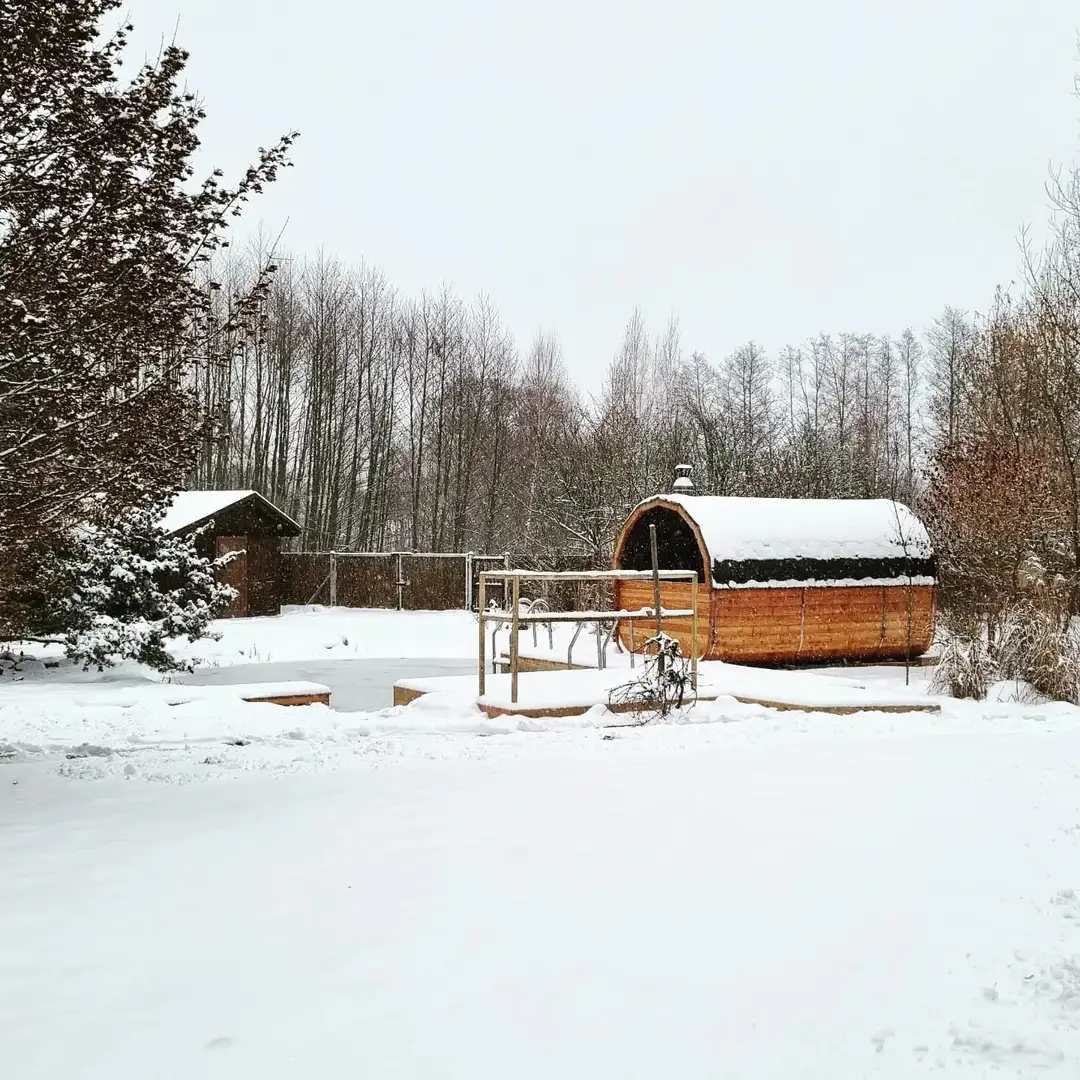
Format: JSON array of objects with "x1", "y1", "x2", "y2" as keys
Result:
[
  {"x1": 649, "y1": 494, "x2": 931, "y2": 563},
  {"x1": 159, "y1": 490, "x2": 300, "y2": 535}
]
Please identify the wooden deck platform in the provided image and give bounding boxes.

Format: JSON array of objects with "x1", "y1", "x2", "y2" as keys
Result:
[
  {"x1": 240, "y1": 689, "x2": 331, "y2": 707},
  {"x1": 394, "y1": 664, "x2": 940, "y2": 720},
  {"x1": 168, "y1": 681, "x2": 332, "y2": 709},
  {"x1": 492, "y1": 654, "x2": 585, "y2": 674},
  {"x1": 392, "y1": 685, "x2": 425, "y2": 708}
]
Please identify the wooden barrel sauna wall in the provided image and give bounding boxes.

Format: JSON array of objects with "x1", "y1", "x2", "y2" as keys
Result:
[{"x1": 611, "y1": 494, "x2": 935, "y2": 664}]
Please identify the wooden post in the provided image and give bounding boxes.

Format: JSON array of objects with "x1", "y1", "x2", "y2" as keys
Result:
[
  {"x1": 905, "y1": 577, "x2": 914, "y2": 687},
  {"x1": 691, "y1": 572, "x2": 698, "y2": 690},
  {"x1": 396, "y1": 552, "x2": 404, "y2": 611},
  {"x1": 649, "y1": 524, "x2": 664, "y2": 678},
  {"x1": 478, "y1": 574, "x2": 487, "y2": 697},
  {"x1": 510, "y1": 574, "x2": 521, "y2": 704},
  {"x1": 329, "y1": 551, "x2": 337, "y2": 607},
  {"x1": 464, "y1": 551, "x2": 474, "y2": 611}
]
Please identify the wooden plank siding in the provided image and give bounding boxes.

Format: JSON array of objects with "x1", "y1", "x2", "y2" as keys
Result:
[
  {"x1": 241, "y1": 690, "x2": 331, "y2": 707},
  {"x1": 614, "y1": 579, "x2": 933, "y2": 664},
  {"x1": 614, "y1": 580, "x2": 711, "y2": 658},
  {"x1": 712, "y1": 586, "x2": 803, "y2": 662},
  {"x1": 215, "y1": 536, "x2": 248, "y2": 618},
  {"x1": 713, "y1": 584, "x2": 934, "y2": 663},
  {"x1": 245, "y1": 535, "x2": 282, "y2": 617}
]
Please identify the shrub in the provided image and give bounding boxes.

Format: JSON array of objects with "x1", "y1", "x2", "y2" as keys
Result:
[
  {"x1": 608, "y1": 632, "x2": 696, "y2": 722},
  {"x1": 932, "y1": 634, "x2": 998, "y2": 700},
  {"x1": 996, "y1": 603, "x2": 1079, "y2": 705},
  {"x1": 26, "y1": 503, "x2": 236, "y2": 672}
]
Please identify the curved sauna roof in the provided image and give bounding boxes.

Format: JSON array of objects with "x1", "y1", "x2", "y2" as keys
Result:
[{"x1": 615, "y1": 495, "x2": 935, "y2": 588}]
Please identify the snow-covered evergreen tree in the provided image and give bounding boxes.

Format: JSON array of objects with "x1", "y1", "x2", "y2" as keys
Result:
[{"x1": 31, "y1": 504, "x2": 236, "y2": 672}]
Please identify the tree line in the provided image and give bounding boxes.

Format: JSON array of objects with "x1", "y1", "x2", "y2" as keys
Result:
[{"x1": 192, "y1": 247, "x2": 969, "y2": 563}]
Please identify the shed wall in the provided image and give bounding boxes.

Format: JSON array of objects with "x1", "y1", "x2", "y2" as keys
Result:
[
  {"x1": 215, "y1": 536, "x2": 248, "y2": 619},
  {"x1": 246, "y1": 536, "x2": 282, "y2": 617}
]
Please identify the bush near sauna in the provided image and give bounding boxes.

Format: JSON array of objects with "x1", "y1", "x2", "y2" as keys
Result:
[
  {"x1": 932, "y1": 635, "x2": 998, "y2": 701},
  {"x1": 924, "y1": 434, "x2": 1080, "y2": 702}
]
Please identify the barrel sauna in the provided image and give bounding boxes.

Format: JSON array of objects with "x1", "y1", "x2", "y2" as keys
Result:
[{"x1": 612, "y1": 493, "x2": 935, "y2": 664}]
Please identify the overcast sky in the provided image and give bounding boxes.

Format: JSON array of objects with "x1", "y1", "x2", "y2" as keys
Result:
[{"x1": 129, "y1": 0, "x2": 1080, "y2": 387}]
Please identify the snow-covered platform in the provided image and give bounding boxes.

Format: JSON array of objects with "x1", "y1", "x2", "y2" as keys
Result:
[
  {"x1": 165, "y1": 680, "x2": 332, "y2": 708},
  {"x1": 235, "y1": 681, "x2": 331, "y2": 707},
  {"x1": 394, "y1": 662, "x2": 939, "y2": 719}
]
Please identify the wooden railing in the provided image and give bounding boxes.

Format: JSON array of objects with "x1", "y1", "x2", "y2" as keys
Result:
[{"x1": 477, "y1": 569, "x2": 700, "y2": 705}]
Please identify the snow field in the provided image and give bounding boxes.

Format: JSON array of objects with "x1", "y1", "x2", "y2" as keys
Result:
[
  {"x1": 4, "y1": 720, "x2": 1080, "y2": 1077},
  {"x1": 6, "y1": 607, "x2": 1080, "y2": 1075},
  {"x1": 186, "y1": 605, "x2": 478, "y2": 665},
  {"x1": 2, "y1": 605, "x2": 478, "y2": 670}
]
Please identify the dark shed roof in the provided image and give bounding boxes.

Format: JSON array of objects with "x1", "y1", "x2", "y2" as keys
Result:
[{"x1": 159, "y1": 490, "x2": 301, "y2": 538}]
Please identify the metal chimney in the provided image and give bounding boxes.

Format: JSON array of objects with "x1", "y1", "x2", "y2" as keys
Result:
[{"x1": 672, "y1": 463, "x2": 694, "y2": 494}]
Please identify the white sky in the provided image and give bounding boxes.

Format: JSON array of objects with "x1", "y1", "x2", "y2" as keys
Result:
[{"x1": 129, "y1": 0, "x2": 1080, "y2": 387}]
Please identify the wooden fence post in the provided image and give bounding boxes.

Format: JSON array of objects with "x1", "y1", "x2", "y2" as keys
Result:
[
  {"x1": 396, "y1": 552, "x2": 405, "y2": 611},
  {"x1": 465, "y1": 551, "x2": 474, "y2": 611},
  {"x1": 329, "y1": 551, "x2": 337, "y2": 607},
  {"x1": 478, "y1": 574, "x2": 487, "y2": 697}
]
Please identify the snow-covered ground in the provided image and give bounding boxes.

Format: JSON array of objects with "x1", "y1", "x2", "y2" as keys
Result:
[
  {"x1": 1, "y1": 607, "x2": 483, "y2": 768},
  {"x1": 3, "y1": 604, "x2": 478, "y2": 669},
  {"x1": 5, "y1": 607, "x2": 1080, "y2": 1076}
]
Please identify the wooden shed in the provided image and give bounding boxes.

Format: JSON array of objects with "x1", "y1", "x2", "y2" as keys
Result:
[
  {"x1": 612, "y1": 491, "x2": 935, "y2": 664},
  {"x1": 160, "y1": 490, "x2": 301, "y2": 618}
]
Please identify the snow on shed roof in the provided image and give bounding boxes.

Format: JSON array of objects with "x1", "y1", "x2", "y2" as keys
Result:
[
  {"x1": 645, "y1": 494, "x2": 931, "y2": 564},
  {"x1": 159, "y1": 490, "x2": 300, "y2": 535}
]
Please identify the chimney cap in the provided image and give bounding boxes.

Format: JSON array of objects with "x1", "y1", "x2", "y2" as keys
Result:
[{"x1": 672, "y1": 464, "x2": 694, "y2": 493}]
